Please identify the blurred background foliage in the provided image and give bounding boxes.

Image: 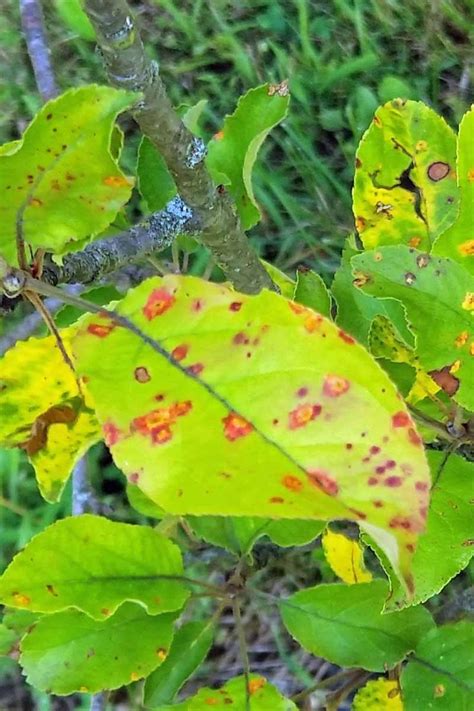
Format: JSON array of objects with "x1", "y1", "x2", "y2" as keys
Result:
[{"x1": 0, "y1": 1, "x2": 472, "y2": 707}]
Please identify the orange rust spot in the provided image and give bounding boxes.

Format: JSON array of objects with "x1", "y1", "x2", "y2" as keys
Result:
[
  {"x1": 470, "y1": 343, "x2": 474, "y2": 356},
  {"x1": 415, "y1": 140, "x2": 427, "y2": 152},
  {"x1": 170, "y1": 400, "x2": 192, "y2": 417},
  {"x1": 322, "y1": 374, "x2": 350, "y2": 397},
  {"x1": 29, "y1": 197, "x2": 43, "y2": 207},
  {"x1": 130, "y1": 671, "x2": 140, "y2": 681},
  {"x1": 222, "y1": 412, "x2": 253, "y2": 441},
  {"x1": 373, "y1": 115, "x2": 382, "y2": 127},
  {"x1": 213, "y1": 130, "x2": 224, "y2": 141},
  {"x1": 132, "y1": 401, "x2": 191, "y2": 444},
  {"x1": 454, "y1": 331, "x2": 468, "y2": 348},
  {"x1": 338, "y1": 329, "x2": 355, "y2": 344},
  {"x1": 156, "y1": 647, "x2": 167, "y2": 660},
  {"x1": 143, "y1": 288, "x2": 176, "y2": 320},
  {"x1": 172, "y1": 344, "x2": 189, "y2": 361},
  {"x1": 461, "y1": 292, "x2": 474, "y2": 311},
  {"x1": 288, "y1": 300, "x2": 306, "y2": 315},
  {"x1": 101, "y1": 608, "x2": 110, "y2": 616},
  {"x1": 467, "y1": 169, "x2": 474, "y2": 182},
  {"x1": 355, "y1": 216, "x2": 366, "y2": 231},
  {"x1": 304, "y1": 313, "x2": 323, "y2": 332},
  {"x1": 103, "y1": 421, "x2": 121, "y2": 446},
  {"x1": 13, "y1": 593, "x2": 31, "y2": 607},
  {"x1": 103, "y1": 175, "x2": 130, "y2": 188},
  {"x1": 306, "y1": 469, "x2": 338, "y2": 496},
  {"x1": 392, "y1": 411, "x2": 410, "y2": 428},
  {"x1": 434, "y1": 684, "x2": 446, "y2": 698},
  {"x1": 248, "y1": 677, "x2": 266, "y2": 694},
  {"x1": 269, "y1": 496, "x2": 284, "y2": 504},
  {"x1": 408, "y1": 236, "x2": 422, "y2": 248},
  {"x1": 204, "y1": 699, "x2": 218, "y2": 706},
  {"x1": 458, "y1": 239, "x2": 474, "y2": 256},
  {"x1": 282, "y1": 474, "x2": 303, "y2": 492},
  {"x1": 87, "y1": 322, "x2": 116, "y2": 338},
  {"x1": 288, "y1": 403, "x2": 321, "y2": 429}
]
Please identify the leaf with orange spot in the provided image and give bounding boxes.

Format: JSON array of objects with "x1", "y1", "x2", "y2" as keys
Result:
[
  {"x1": 20, "y1": 603, "x2": 175, "y2": 695},
  {"x1": 352, "y1": 246, "x2": 474, "y2": 410},
  {"x1": 353, "y1": 100, "x2": 458, "y2": 251},
  {"x1": 433, "y1": 107, "x2": 474, "y2": 274},
  {"x1": 0, "y1": 85, "x2": 136, "y2": 265},
  {"x1": 0, "y1": 330, "x2": 101, "y2": 502},
  {"x1": 322, "y1": 528, "x2": 372, "y2": 584},
  {"x1": 353, "y1": 677, "x2": 403, "y2": 710},
  {"x1": 165, "y1": 674, "x2": 297, "y2": 709},
  {"x1": 206, "y1": 83, "x2": 290, "y2": 230},
  {"x1": 73, "y1": 275, "x2": 431, "y2": 598}
]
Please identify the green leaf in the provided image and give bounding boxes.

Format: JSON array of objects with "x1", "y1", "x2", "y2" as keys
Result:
[
  {"x1": 143, "y1": 620, "x2": 215, "y2": 707},
  {"x1": 280, "y1": 580, "x2": 434, "y2": 672},
  {"x1": 72, "y1": 275, "x2": 432, "y2": 595},
  {"x1": 0, "y1": 330, "x2": 100, "y2": 502},
  {"x1": 367, "y1": 451, "x2": 474, "y2": 610},
  {"x1": 0, "y1": 515, "x2": 188, "y2": 619},
  {"x1": 294, "y1": 268, "x2": 332, "y2": 317},
  {"x1": 20, "y1": 603, "x2": 175, "y2": 695},
  {"x1": 401, "y1": 622, "x2": 474, "y2": 710},
  {"x1": 261, "y1": 260, "x2": 295, "y2": 298},
  {"x1": 189, "y1": 517, "x2": 324, "y2": 554},
  {"x1": 0, "y1": 85, "x2": 136, "y2": 265},
  {"x1": 54, "y1": 0, "x2": 95, "y2": 40},
  {"x1": 127, "y1": 483, "x2": 166, "y2": 518},
  {"x1": 331, "y1": 237, "x2": 413, "y2": 347},
  {"x1": 137, "y1": 137, "x2": 177, "y2": 213},
  {"x1": 353, "y1": 99, "x2": 458, "y2": 250},
  {"x1": 206, "y1": 82, "x2": 290, "y2": 230},
  {"x1": 0, "y1": 624, "x2": 17, "y2": 657},
  {"x1": 169, "y1": 674, "x2": 297, "y2": 709},
  {"x1": 352, "y1": 246, "x2": 474, "y2": 410},
  {"x1": 433, "y1": 107, "x2": 474, "y2": 273},
  {"x1": 378, "y1": 76, "x2": 416, "y2": 103}
]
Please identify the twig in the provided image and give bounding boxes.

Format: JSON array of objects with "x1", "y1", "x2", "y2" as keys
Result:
[
  {"x1": 19, "y1": 0, "x2": 58, "y2": 102},
  {"x1": 82, "y1": 0, "x2": 274, "y2": 295}
]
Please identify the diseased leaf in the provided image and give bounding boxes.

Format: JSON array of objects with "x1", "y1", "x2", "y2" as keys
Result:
[
  {"x1": 281, "y1": 580, "x2": 434, "y2": 672},
  {"x1": 169, "y1": 674, "x2": 297, "y2": 710},
  {"x1": 294, "y1": 268, "x2": 332, "y2": 317},
  {"x1": 332, "y1": 237, "x2": 413, "y2": 347},
  {"x1": 322, "y1": 528, "x2": 372, "y2": 584},
  {"x1": 0, "y1": 85, "x2": 136, "y2": 265},
  {"x1": 20, "y1": 603, "x2": 175, "y2": 695},
  {"x1": 401, "y1": 622, "x2": 474, "y2": 711},
  {"x1": 72, "y1": 275, "x2": 431, "y2": 595},
  {"x1": 0, "y1": 331, "x2": 100, "y2": 502},
  {"x1": 143, "y1": 620, "x2": 215, "y2": 707},
  {"x1": 433, "y1": 107, "x2": 474, "y2": 273},
  {"x1": 206, "y1": 83, "x2": 290, "y2": 229},
  {"x1": 353, "y1": 99, "x2": 458, "y2": 250},
  {"x1": 0, "y1": 515, "x2": 188, "y2": 619},
  {"x1": 352, "y1": 677, "x2": 403, "y2": 710},
  {"x1": 352, "y1": 246, "x2": 474, "y2": 410}
]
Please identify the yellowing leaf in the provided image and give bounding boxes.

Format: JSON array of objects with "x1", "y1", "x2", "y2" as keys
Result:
[
  {"x1": 0, "y1": 331, "x2": 100, "y2": 501},
  {"x1": 72, "y1": 275, "x2": 431, "y2": 597},
  {"x1": 353, "y1": 678, "x2": 404, "y2": 710},
  {"x1": 322, "y1": 528, "x2": 372, "y2": 584}
]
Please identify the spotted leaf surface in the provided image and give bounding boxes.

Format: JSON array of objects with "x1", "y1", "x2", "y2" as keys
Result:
[
  {"x1": 352, "y1": 246, "x2": 474, "y2": 410},
  {"x1": 170, "y1": 674, "x2": 297, "y2": 710},
  {"x1": 0, "y1": 515, "x2": 188, "y2": 619},
  {"x1": 206, "y1": 83, "x2": 290, "y2": 230},
  {"x1": 73, "y1": 275, "x2": 430, "y2": 595},
  {"x1": 0, "y1": 331, "x2": 100, "y2": 502},
  {"x1": 353, "y1": 678, "x2": 403, "y2": 710},
  {"x1": 401, "y1": 622, "x2": 474, "y2": 711},
  {"x1": 20, "y1": 604, "x2": 175, "y2": 695},
  {"x1": 353, "y1": 99, "x2": 458, "y2": 250},
  {"x1": 281, "y1": 580, "x2": 434, "y2": 672},
  {"x1": 433, "y1": 106, "x2": 474, "y2": 273},
  {"x1": 0, "y1": 85, "x2": 136, "y2": 265},
  {"x1": 322, "y1": 528, "x2": 372, "y2": 584}
]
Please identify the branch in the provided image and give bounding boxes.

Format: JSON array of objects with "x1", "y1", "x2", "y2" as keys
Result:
[
  {"x1": 82, "y1": 0, "x2": 274, "y2": 295},
  {"x1": 19, "y1": 0, "x2": 58, "y2": 102}
]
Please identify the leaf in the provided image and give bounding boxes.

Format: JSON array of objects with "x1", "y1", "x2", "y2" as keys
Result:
[
  {"x1": 143, "y1": 619, "x2": 215, "y2": 707},
  {"x1": 351, "y1": 246, "x2": 474, "y2": 410},
  {"x1": 331, "y1": 237, "x2": 413, "y2": 347},
  {"x1": 322, "y1": 528, "x2": 372, "y2": 584},
  {"x1": 353, "y1": 99, "x2": 458, "y2": 250},
  {"x1": 401, "y1": 622, "x2": 474, "y2": 710},
  {"x1": 206, "y1": 82, "x2": 290, "y2": 230},
  {"x1": 137, "y1": 137, "x2": 177, "y2": 213},
  {"x1": 280, "y1": 580, "x2": 434, "y2": 672},
  {"x1": 433, "y1": 107, "x2": 474, "y2": 273},
  {"x1": 261, "y1": 260, "x2": 295, "y2": 298},
  {"x1": 366, "y1": 451, "x2": 474, "y2": 610},
  {"x1": 0, "y1": 515, "x2": 189, "y2": 619},
  {"x1": 0, "y1": 331, "x2": 100, "y2": 502},
  {"x1": 20, "y1": 603, "x2": 175, "y2": 695},
  {"x1": 294, "y1": 268, "x2": 332, "y2": 317},
  {"x1": 0, "y1": 624, "x2": 17, "y2": 657},
  {"x1": 54, "y1": 0, "x2": 95, "y2": 40},
  {"x1": 0, "y1": 85, "x2": 136, "y2": 265},
  {"x1": 353, "y1": 677, "x2": 403, "y2": 710},
  {"x1": 189, "y1": 517, "x2": 324, "y2": 555},
  {"x1": 127, "y1": 482, "x2": 166, "y2": 518},
  {"x1": 72, "y1": 274, "x2": 431, "y2": 595},
  {"x1": 169, "y1": 674, "x2": 297, "y2": 710}
]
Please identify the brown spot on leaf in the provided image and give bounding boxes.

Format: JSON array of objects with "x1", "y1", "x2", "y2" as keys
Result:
[
  {"x1": 428, "y1": 366, "x2": 459, "y2": 396},
  {"x1": 222, "y1": 413, "x2": 253, "y2": 441},
  {"x1": 134, "y1": 366, "x2": 151, "y2": 383},
  {"x1": 143, "y1": 288, "x2": 176, "y2": 320},
  {"x1": 416, "y1": 254, "x2": 430, "y2": 268},
  {"x1": 172, "y1": 344, "x2": 189, "y2": 361},
  {"x1": 229, "y1": 301, "x2": 242, "y2": 312},
  {"x1": 307, "y1": 469, "x2": 338, "y2": 496},
  {"x1": 458, "y1": 240, "x2": 474, "y2": 256},
  {"x1": 427, "y1": 162, "x2": 450, "y2": 181},
  {"x1": 288, "y1": 403, "x2": 321, "y2": 429},
  {"x1": 404, "y1": 272, "x2": 416, "y2": 285},
  {"x1": 323, "y1": 374, "x2": 350, "y2": 397},
  {"x1": 103, "y1": 175, "x2": 130, "y2": 188},
  {"x1": 281, "y1": 475, "x2": 303, "y2": 492}
]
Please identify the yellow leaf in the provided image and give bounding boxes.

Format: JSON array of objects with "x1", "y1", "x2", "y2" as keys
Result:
[
  {"x1": 353, "y1": 678, "x2": 403, "y2": 710},
  {"x1": 322, "y1": 529, "x2": 372, "y2": 584}
]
